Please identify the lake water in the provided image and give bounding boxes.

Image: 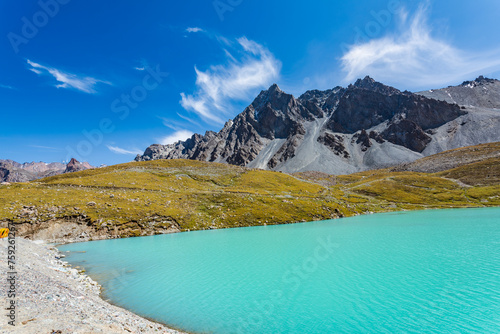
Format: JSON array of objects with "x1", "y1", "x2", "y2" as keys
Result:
[{"x1": 59, "y1": 208, "x2": 500, "y2": 333}]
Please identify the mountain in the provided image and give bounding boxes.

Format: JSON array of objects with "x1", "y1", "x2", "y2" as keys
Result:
[
  {"x1": 0, "y1": 158, "x2": 94, "y2": 183},
  {"x1": 136, "y1": 76, "x2": 500, "y2": 174},
  {"x1": 64, "y1": 158, "x2": 94, "y2": 173}
]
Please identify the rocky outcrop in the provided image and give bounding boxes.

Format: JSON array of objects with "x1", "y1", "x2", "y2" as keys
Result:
[
  {"x1": 2, "y1": 215, "x2": 181, "y2": 243},
  {"x1": 317, "y1": 133, "x2": 350, "y2": 158},
  {"x1": 136, "y1": 76, "x2": 500, "y2": 175},
  {"x1": 382, "y1": 120, "x2": 431, "y2": 153}
]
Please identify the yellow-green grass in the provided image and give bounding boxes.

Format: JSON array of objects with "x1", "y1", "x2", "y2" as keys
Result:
[
  {"x1": 1, "y1": 155, "x2": 498, "y2": 238},
  {"x1": 0, "y1": 160, "x2": 347, "y2": 232},
  {"x1": 437, "y1": 157, "x2": 500, "y2": 186},
  {"x1": 402, "y1": 142, "x2": 500, "y2": 171},
  {"x1": 417, "y1": 142, "x2": 500, "y2": 162}
]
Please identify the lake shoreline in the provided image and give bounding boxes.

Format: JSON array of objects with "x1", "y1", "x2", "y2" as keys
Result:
[
  {"x1": 0, "y1": 237, "x2": 186, "y2": 333},
  {"x1": 58, "y1": 207, "x2": 500, "y2": 333},
  {"x1": 52, "y1": 204, "x2": 497, "y2": 246},
  {"x1": 4, "y1": 206, "x2": 498, "y2": 333}
]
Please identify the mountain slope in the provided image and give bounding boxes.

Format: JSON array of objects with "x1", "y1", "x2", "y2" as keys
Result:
[
  {"x1": 2, "y1": 142, "x2": 499, "y2": 242},
  {"x1": 392, "y1": 142, "x2": 500, "y2": 173},
  {"x1": 136, "y1": 76, "x2": 500, "y2": 174},
  {"x1": 418, "y1": 76, "x2": 500, "y2": 109}
]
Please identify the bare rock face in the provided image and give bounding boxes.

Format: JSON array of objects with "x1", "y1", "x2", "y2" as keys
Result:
[
  {"x1": 354, "y1": 129, "x2": 372, "y2": 152},
  {"x1": 382, "y1": 120, "x2": 431, "y2": 153},
  {"x1": 136, "y1": 76, "x2": 500, "y2": 175},
  {"x1": 327, "y1": 76, "x2": 464, "y2": 134},
  {"x1": 317, "y1": 133, "x2": 350, "y2": 158}
]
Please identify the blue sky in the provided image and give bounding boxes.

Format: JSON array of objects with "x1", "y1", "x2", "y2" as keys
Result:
[{"x1": 1, "y1": 0, "x2": 500, "y2": 166}]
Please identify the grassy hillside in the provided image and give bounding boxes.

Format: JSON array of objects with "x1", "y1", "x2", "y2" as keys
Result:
[
  {"x1": 1, "y1": 144, "x2": 499, "y2": 240},
  {"x1": 393, "y1": 142, "x2": 500, "y2": 173}
]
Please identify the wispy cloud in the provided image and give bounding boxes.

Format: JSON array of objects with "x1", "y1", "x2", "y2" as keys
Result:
[
  {"x1": 0, "y1": 84, "x2": 15, "y2": 90},
  {"x1": 160, "y1": 115, "x2": 201, "y2": 132},
  {"x1": 27, "y1": 59, "x2": 110, "y2": 93},
  {"x1": 29, "y1": 145, "x2": 61, "y2": 151},
  {"x1": 341, "y1": 4, "x2": 500, "y2": 89},
  {"x1": 180, "y1": 36, "x2": 281, "y2": 124},
  {"x1": 176, "y1": 113, "x2": 201, "y2": 127},
  {"x1": 186, "y1": 27, "x2": 203, "y2": 33},
  {"x1": 106, "y1": 145, "x2": 143, "y2": 155},
  {"x1": 134, "y1": 59, "x2": 149, "y2": 71},
  {"x1": 159, "y1": 130, "x2": 194, "y2": 145}
]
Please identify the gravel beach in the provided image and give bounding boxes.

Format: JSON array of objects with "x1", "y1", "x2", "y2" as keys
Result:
[{"x1": 0, "y1": 238, "x2": 185, "y2": 334}]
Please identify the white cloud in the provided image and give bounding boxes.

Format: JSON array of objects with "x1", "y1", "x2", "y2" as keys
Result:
[
  {"x1": 27, "y1": 60, "x2": 110, "y2": 93},
  {"x1": 186, "y1": 27, "x2": 203, "y2": 33},
  {"x1": 107, "y1": 145, "x2": 143, "y2": 155},
  {"x1": 180, "y1": 36, "x2": 281, "y2": 124},
  {"x1": 159, "y1": 130, "x2": 194, "y2": 145},
  {"x1": 341, "y1": 5, "x2": 500, "y2": 89},
  {"x1": 134, "y1": 67, "x2": 145, "y2": 71}
]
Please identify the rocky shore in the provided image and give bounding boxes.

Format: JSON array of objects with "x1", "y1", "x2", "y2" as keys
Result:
[{"x1": 0, "y1": 237, "x2": 185, "y2": 334}]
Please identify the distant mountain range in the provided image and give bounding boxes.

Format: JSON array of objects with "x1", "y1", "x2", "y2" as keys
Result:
[
  {"x1": 0, "y1": 158, "x2": 94, "y2": 183},
  {"x1": 136, "y1": 76, "x2": 500, "y2": 174}
]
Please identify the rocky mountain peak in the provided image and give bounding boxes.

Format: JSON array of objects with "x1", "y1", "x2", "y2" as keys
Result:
[
  {"x1": 252, "y1": 83, "x2": 290, "y2": 108},
  {"x1": 64, "y1": 158, "x2": 94, "y2": 173},
  {"x1": 251, "y1": 83, "x2": 302, "y2": 126},
  {"x1": 460, "y1": 75, "x2": 498, "y2": 88},
  {"x1": 268, "y1": 83, "x2": 282, "y2": 93},
  {"x1": 353, "y1": 75, "x2": 376, "y2": 86},
  {"x1": 351, "y1": 76, "x2": 402, "y2": 96}
]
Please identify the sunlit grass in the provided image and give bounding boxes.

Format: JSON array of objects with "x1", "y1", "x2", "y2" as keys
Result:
[{"x1": 1, "y1": 154, "x2": 498, "y2": 238}]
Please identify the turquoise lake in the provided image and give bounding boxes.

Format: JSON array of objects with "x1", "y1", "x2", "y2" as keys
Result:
[{"x1": 59, "y1": 208, "x2": 500, "y2": 333}]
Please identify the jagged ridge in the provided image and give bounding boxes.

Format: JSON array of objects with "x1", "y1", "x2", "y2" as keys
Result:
[{"x1": 136, "y1": 76, "x2": 500, "y2": 175}]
